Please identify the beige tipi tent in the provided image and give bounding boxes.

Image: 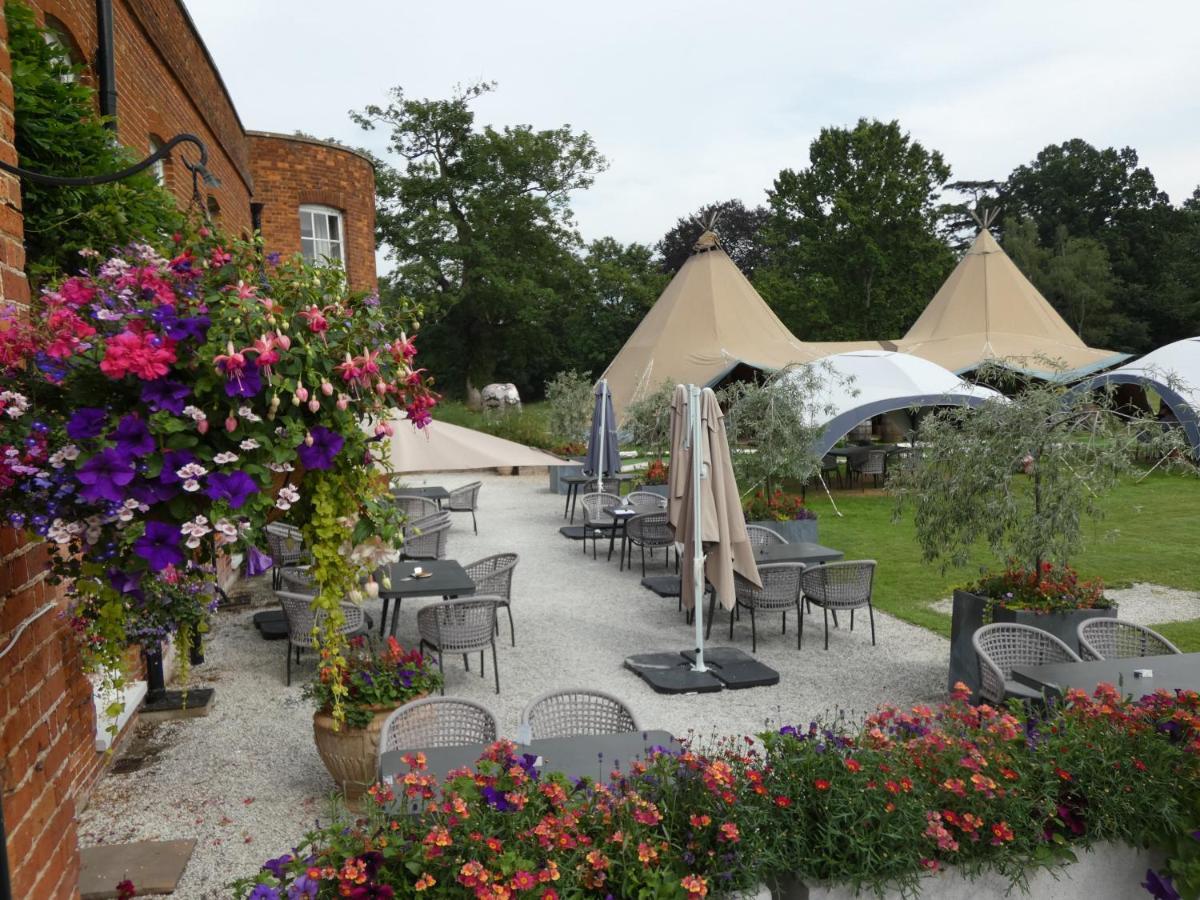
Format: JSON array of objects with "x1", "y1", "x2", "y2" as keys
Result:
[
  {"x1": 893, "y1": 227, "x2": 1129, "y2": 380},
  {"x1": 602, "y1": 231, "x2": 823, "y2": 418}
]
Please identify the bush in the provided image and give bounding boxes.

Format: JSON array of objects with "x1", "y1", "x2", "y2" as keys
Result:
[
  {"x1": 545, "y1": 370, "x2": 594, "y2": 444},
  {"x1": 623, "y1": 379, "x2": 674, "y2": 457}
]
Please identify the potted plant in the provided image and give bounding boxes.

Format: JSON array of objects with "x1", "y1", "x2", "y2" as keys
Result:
[
  {"x1": 638, "y1": 457, "x2": 670, "y2": 498},
  {"x1": 892, "y1": 365, "x2": 1187, "y2": 697},
  {"x1": 307, "y1": 635, "x2": 442, "y2": 808},
  {"x1": 545, "y1": 370, "x2": 594, "y2": 493},
  {"x1": 742, "y1": 488, "x2": 819, "y2": 543}
]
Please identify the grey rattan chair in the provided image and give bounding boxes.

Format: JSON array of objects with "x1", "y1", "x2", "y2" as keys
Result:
[
  {"x1": 265, "y1": 522, "x2": 308, "y2": 589},
  {"x1": 464, "y1": 553, "x2": 519, "y2": 646},
  {"x1": 447, "y1": 481, "x2": 483, "y2": 534},
  {"x1": 393, "y1": 494, "x2": 441, "y2": 519},
  {"x1": 278, "y1": 566, "x2": 314, "y2": 593},
  {"x1": 625, "y1": 490, "x2": 668, "y2": 514},
  {"x1": 799, "y1": 560, "x2": 877, "y2": 650},
  {"x1": 275, "y1": 589, "x2": 368, "y2": 685},
  {"x1": 625, "y1": 511, "x2": 676, "y2": 576},
  {"x1": 581, "y1": 492, "x2": 622, "y2": 559},
  {"x1": 820, "y1": 454, "x2": 842, "y2": 488},
  {"x1": 973, "y1": 623, "x2": 1082, "y2": 705},
  {"x1": 520, "y1": 688, "x2": 639, "y2": 740},
  {"x1": 745, "y1": 524, "x2": 787, "y2": 549},
  {"x1": 850, "y1": 450, "x2": 888, "y2": 489},
  {"x1": 377, "y1": 697, "x2": 498, "y2": 779},
  {"x1": 417, "y1": 597, "x2": 502, "y2": 694},
  {"x1": 402, "y1": 513, "x2": 451, "y2": 560},
  {"x1": 1077, "y1": 618, "x2": 1181, "y2": 661},
  {"x1": 714, "y1": 563, "x2": 805, "y2": 652}
]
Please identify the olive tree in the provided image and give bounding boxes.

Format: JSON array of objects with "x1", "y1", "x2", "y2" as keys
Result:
[
  {"x1": 891, "y1": 364, "x2": 1188, "y2": 574},
  {"x1": 545, "y1": 370, "x2": 594, "y2": 444},
  {"x1": 622, "y1": 380, "x2": 675, "y2": 458}
]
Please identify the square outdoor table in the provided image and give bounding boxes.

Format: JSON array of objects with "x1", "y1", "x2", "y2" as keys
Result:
[
  {"x1": 1012, "y1": 652, "x2": 1200, "y2": 699},
  {"x1": 756, "y1": 542, "x2": 845, "y2": 565},
  {"x1": 379, "y1": 729, "x2": 677, "y2": 792},
  {"x1": 603, "y1": 505, "x2": 639, "y2": 567},
  {"x1": 393, "y1": 485, "x2": 450, "y2": 507},
  {"x1": 377, "y1": 559, "x2": 475, "y2": 638},
  {"x1": 562, "y1": 473, "x2": 635, "y2": 522}
]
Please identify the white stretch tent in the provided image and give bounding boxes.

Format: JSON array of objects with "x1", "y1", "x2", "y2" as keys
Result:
[
  {"x1": 378, "y1": 418, "x2": 576, "y2": 474},
  {"x1": 780, "y1": 351, "x2": 1005, "y2": 457},
  {"x1": 1075, "y1": 336, "x2": 1200, "y2": 459}
]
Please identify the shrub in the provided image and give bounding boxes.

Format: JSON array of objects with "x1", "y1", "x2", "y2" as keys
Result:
[
  {"x1": 304, "y1": 637, "x2": 441, "y2": 729},
  {"x1": 742, "y1": 489, "x2": 816, "y2": 522},
  {"x1": 623, "y1": 379, "x2": 674, "y2": 457},
  {"x1": 545, "y1": 370, "x2": 594, "y2": 444},
  {"x1": 641, "y1": 457, "x2": 669, "y2": 486},
  {"x1": 971, "y1": 560, "x2": 1111, "y2": 613}
]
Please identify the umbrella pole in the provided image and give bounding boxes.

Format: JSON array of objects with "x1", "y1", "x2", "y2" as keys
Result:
[
  {"x1": 689, "y1": 384, "x2": 708, "y2": 673},
  {"x1": 596, "y1": 379, "x2": 607, "y2": 494},
  {"x1": 817, "y1": 472, "x2": 843, "y2": 517}
]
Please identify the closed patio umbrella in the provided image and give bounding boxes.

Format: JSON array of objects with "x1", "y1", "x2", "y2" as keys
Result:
[{"x1": 584, "y1": 379, "x2": 621, "y2": 492}]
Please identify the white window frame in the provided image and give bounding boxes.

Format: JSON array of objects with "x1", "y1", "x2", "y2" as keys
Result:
[
  {"x1": 299, "y1": 205, "x2": 345, "y2": 267},
  {"x1": 42, "y1": 24, "x2": 80, "y2": 83},
  {"x1": 149, "y1": 136, "x2": 165, "y2": 185}
]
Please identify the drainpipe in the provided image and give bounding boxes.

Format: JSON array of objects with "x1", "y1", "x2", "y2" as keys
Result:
[
  {"x1": 95, "y1": 0, "x2": 117, "y2": 126},
  {"x1": 250, "y1": 202, "x2": 264, "y2": 234}
]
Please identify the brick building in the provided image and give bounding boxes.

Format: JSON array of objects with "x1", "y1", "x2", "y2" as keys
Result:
[{"x1": 0, "y1": 2, "x2": 378, "y2": 896}]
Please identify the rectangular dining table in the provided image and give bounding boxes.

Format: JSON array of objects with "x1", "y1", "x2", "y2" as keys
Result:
[
  {"x1": 377, "y1": 559, "x2": 475, "y2": 638},
  {"x1": 392, "y1": 484, "x2": 450, "y2": 506},
  {"x1": 1011, "y1": 652, "x2": 1200, "y2": 699}
]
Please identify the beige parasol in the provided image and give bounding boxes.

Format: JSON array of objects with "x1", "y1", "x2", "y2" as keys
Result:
[{"x1": 377, "y1": 418, "x2": 576, "y2": 474}]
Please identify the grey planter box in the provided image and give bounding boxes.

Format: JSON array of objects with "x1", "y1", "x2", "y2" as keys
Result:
[
  {"x1": 548, "y1": 459, "x2": 585, "y2": 495},
  {"x1": 747, "y1": 518, "x2": 818, "y2": 544},
  {"x1": 948, "y1": 589, "x2": 1118, "y2": 699},
  {"x1": 636, "y1": 483, "x2": 669, "y2": 498}
]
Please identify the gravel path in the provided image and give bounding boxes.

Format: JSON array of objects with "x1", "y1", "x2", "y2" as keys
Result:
[{"x1": 74, "y1": 471, "x2": 1009, "y2": 897}]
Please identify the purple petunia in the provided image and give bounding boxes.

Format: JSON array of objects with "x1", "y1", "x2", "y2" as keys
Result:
[
  {"x1": 111, "y1": 414, "x2": 155, "y2": 457},
  {"x1": 152, "y1": 305, "x2": 211, "y2": 343},
  {"x1": 108, "y1": 569, "x2": 144, "y2": 601},
  {"x1": 260, "y1": 854, "x2": 293, "y2": 878},
  {"x1": 205, "y1": 471, "x2": 258, "y2": 509},
  {"x1": 296, "y1": 426, "x2": 344, "y2": 471},
  {"x1": 128, "y1": 476, "x2": 179, "y2": 506},
  {"x1": 66, "y1": 407, "x2": 108, "y2": 441},
  {"x1": 246, "y1": 885, "x2": 282, "y2": 900},
  {"x1": 1142, "y1": 869, "x2": 1181, "y2": 900},
  {"x1": 244, "y1": 545, "x2": 273, "y2": 577},
  {"x1": 75, "y1": 448, "x2": 136, "y2": 503},
  {"x1": 224, "y1": 358, "x2": 262, "y2": 398},
  {"x1": 158, "y1": 448, "x2": 196, "y2": 485},
  {"x1": 133, "y1": 521, "x2": 184, "y2": 571},
  {"x1": 141, "y1": 378, "x2": 191, "y2": 414},
  {"x1": 288, "y1": 874, "x2": 318, "y2": 899}
]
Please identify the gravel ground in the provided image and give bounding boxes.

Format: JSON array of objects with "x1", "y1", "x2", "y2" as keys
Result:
[{"x1": 89, "y1": 469, "x2": 1189, "y2": 898}]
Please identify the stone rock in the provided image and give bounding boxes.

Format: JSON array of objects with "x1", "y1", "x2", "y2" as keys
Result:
[{"x1": 481, "y1": 382, "x2": 521, "y2": 411}]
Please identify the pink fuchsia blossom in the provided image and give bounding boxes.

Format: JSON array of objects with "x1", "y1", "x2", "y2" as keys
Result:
[
  {"x1": 44, "y1": 307, "x2": 96, "y2": 359},
  {"x1": 299, "y1": 305, "x2": 329, "y2": 336}
]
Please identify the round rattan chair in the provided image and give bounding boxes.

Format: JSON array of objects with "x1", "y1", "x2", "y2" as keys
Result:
[
  {"x1": 377, "y1": 697, "x2": 498, "y2": 778},
  {"x1": 1077, "y1": 618, "x2": 1181, "y2": 661},
  {"x1": 402, "y1": 513, "x2": 451, "y2": 560},
  {"x1": 275, "y1": 589, "x2": 368, "y2": 686},
  {"x1": 520, "y1": 688, "x2": 639, "y2": 740},
  {"x1": 625, "y1": 511, "x2": 676, "y2": 576},
  {"x1": 799, "y1": 560, "x2": 877, "y2": 650},
  {"x1": 715, "y1": 563, "x2": 805, "y2": 652},
  {"x1": 447, "y1": 481, "x2": 483, "y2": 534},
  {"x1": 745, "y1": 524, "x2": 787, "y2": 549},
  {"x1": 464, "y1": 553, "x2": 519, "y2": 646},
  {"x1": 973, "y1": 623, "x2": 1082, "y2": 705},
  {"x1": 625, "y1": 490, "x2": 668, "y2": 514},
  {"x1": 580, "y1": 492, "x2": 622, "y2": 559},
  {"x1": 417, "y1": 597, "x2": 502, "y2": 694},
  {"x1": 392, "y1": 494, "x2": 441, "y2": 520},
  {"x1": 264, "y1": 522, "x2": 308, "y2": 589}
]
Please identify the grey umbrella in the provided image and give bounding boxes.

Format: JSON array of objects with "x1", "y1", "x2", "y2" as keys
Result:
[{"x1": 584, "y1": 379, "x2": 621, "y2": 492}]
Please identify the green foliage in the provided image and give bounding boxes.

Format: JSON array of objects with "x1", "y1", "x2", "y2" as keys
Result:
[
  {"x1": 303, "y1": 636, "x2": 441, "y2": 730},
  {"x1": 435, "y1": 400, "x2": 556, "y2": 450},
  {"x1": 760, "y1": 118, "x2": 955, "y2": 340},
  {"x1": 544, "y1": 370, "x2": 594, "y2": 444},
  {"x1": 892, "y1": 366, "x2": 1189, "y2": 576},
  {"x1": 7, "y1": 0, "x2": 182, "y2": 286},
  {"x1": 357, "y1": 82, "x2": 606, "y2": 395},
  {"x1": 656, "y1": 199, "x2": 770, "y2": 276},
  {"x1": 621, "y1": 379, "x2": 674, "y2": 458}
]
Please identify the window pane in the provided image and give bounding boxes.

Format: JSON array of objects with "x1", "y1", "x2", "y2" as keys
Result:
[
  {"x1": 300, "y1": 238, "x2": 316, "y2": 263},
  {"x1": 299, "y1": 211, "x2": 314, "y2": 239},
  {"x1": 327, "y1": 239, "x2": 343, "y2": 262},
  {"x1": 326, "y1": 215, "x2": 340, "y2": 241},
  {"x1": 312, "y1": 214, "x2": 329, "y2": 241}
]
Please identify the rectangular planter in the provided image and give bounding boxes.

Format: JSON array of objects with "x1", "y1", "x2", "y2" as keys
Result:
[
  {"x1": 548, "y1": 460, "x2": 585, "y2": 495},
  {"x1": 991, "y1": 603, "x2": 1118, "y2": 659},
  {"x1": 636, "y1": 483, "x2": 669, "y2": 498},
  {"x1": 748, "y1": 519, "x2": 818, "y2": 544}
]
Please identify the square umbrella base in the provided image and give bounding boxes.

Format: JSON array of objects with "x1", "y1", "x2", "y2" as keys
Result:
[
  {"x1": 253, "y1": 609, "x2": 287, "y2": 640},
  {"x1": 680, "y1": 646, "x2": 780, "y2": 689},
  {"x1": 139, "y1": 688, "x2": 215, "y2": 722},
  {"x1": 623, "y1": 652, "x2": 724, "y2": 694},
  {"x1": 640, "y1": 576, "x2": 680, "y2": 597},
  {"x1": 558, "y1": 525, "x2": 589, "y2": 541}
]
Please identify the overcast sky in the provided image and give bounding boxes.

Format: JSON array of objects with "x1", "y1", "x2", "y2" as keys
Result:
[{"x1": 189, "y1": 0, "x2": 1200, "y2": 252}]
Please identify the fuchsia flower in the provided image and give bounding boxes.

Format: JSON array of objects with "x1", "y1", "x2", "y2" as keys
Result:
[
  {"x1": 44, "y1": 307, "x2": 96, "y2": 359},
  {"x1": 299, "y1": 305, "x2": 329, "y2": 336}
]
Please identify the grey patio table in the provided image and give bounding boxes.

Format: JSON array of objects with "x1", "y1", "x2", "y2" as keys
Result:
[
  {"x1": 604, "y1": 504, "x2": 638, "y2": 566},
  {"x1": 377, "y1": 559, "x2": 475, "y2": 638},
  {"x1": 1012, "y1": 652, "x2": 1200, "y2": 699},
  {"x1": 642, "y1": 542, "x2": 844, "y2": 597},
  {"x1": 392, "y1": 485, "x2": 450, "y2": 507},
  {"x1": 562, "y1": 473, "x2": 635, "y2": 522},
  {"x1": 380, "y1": 729, "x2": 678, "y2": 792}
]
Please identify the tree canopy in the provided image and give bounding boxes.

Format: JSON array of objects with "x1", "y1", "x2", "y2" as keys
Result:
[{"x1": 656, "y1": 199, "x2": 769, "y2": 276}]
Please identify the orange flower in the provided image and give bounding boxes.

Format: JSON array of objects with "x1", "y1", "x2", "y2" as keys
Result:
[
  {"x1": 689, "y1": 814, "x2": 711, "y2": 828},
  {"x1": 718, "y1": 822, "x2": 740, "y2": 843},
  {"x1": 415, "y1": 873, "x2": 437, "y2": 891},
  {"x1": 991, "y1": 821, "x2": 1014, "y2": 845},
  {"x1": 637, "y1": 842, "x2": 658, "y2": 864},
  {"x1": 813, "y1": 778, "x2": 831, "y2": 791},
  {"x1": 844, "y1": 758, "x2": 862, "y2": 773},
  {"x1": 681, "y1": 874, "x2": 709, "y2": 898}
]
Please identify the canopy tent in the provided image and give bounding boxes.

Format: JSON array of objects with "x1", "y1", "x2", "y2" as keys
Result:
[
  {"x1": 1075, "y1": 336, "x2": 1200, "y2": 459},
  {"x1": 378, "y1": 418, "x2": 576, "y2": 473},
  {"x1": 780, "y1": 350, "x2": 1005, "y2": 458},
  {"x1": 601, "y1": 231, "x2": 823, "y2": 420},
  {"x1": 892, "y1": 227, "x2": 1129, "y2": 381}
]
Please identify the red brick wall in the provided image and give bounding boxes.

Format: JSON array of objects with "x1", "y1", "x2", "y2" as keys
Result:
[
  {"x1": 31, "y1": 0, "x2": 253, "y2": 233},
  {"x1": 248, "y1": 132, "x2": 378, "y2": 293},
  {"x1": 0, "y1": 8, "x2": 101, "y2": 897}
]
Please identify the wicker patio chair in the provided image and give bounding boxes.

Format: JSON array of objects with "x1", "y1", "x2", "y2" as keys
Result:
[
  {"x1": 714, "y1": 563, "x2": 805, "y2": 652},
  {"x1": 392, "y1": 494, "x2": 441, "y2": 519},
  {"x1": 520, "y1": 688, "x2": 639, "y2": 740},
  {"x1": 625, "y1": 490, "x2": 668, "y2": 513},
  {"x1": 625, "y1": 511, "x2": 676, "y2": 576},
  {"x1": 275, "y1": 589, "x2": 368, "y2": 686},
  {"x1": 850, "y1": 450, "x2": 888, "y2": 489},
  {"x1": 377, "y1": 697, "x2": 498, "y2": 779},
  {"x1": 447, "y1": 481, "x2": 483, "y2": 534},
  {"x1": 417, "y1": 597, "x2": 502, "y2": 694},
  {"x1": 973, "y1": 623, "x2": 1082, "y2": 705},
  {"x1": 745, "y1": 524, "x2": 787, "y2": 549},
  {"x1": 580, "y1": 492, "x2": 622, "y2": 559},
  {"x1": 278, "y1": 566, "x2": 314, "y2": 593},
  {"x1": 820, "y1": 454, "x2": 842, "y2": 488},
  {"x1": 1077, "y1": 618, "x2": 1181, "y2": 661},
  {"x1": 402, "y1": 513, "x2": 451, "y2": 560},
  {"x1": 799, "y1": 560, "x2": 877, "y2": 650},
  {"x1": 264, "y1": 522, "x2": 307, "y2": 589},
  {"x1": 464, "y1": 553, "x2": 519, "y2": 646}
]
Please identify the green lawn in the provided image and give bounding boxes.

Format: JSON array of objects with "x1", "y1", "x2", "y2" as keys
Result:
[{"x1": 813, "y1": 471, "x2": 1200, "y2": 646}]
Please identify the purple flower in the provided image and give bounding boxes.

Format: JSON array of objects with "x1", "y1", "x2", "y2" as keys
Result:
[
  {"x1": 108, "y1": 569, "x2": 144, "y2": 601},
  {"x1": 261, "y1": 854, "x2": 293, "y2": 878},
  {"x1": 76, "y1": 448, "x2": 136, "y2": 502},
  {"x1": 152, "y1": 305, "x2": 210, "y2": 342},
  {"x1": 247, "y1": 886, "x2": 282, "y2": 900},
  {"x1": 158, "y1": 449, "x2": 196, "y2": 485},
  {"x1": 1142, "y1": 870, "x2": 1181, "y2": 900},
  {"x1": 296, "y1": 426, "x2": 344, "y2": 471},
  {"x1": 205, "y1": 471, "x2": 258, "y2": 508},
  {"x1": 129, "y1": 476, "x2": 179, "y2": 506},
  {"x1": 67, "y1": 407, "x2": 108, "y2": 440},
  {"x1": 141, "y1": 378, "x2": 191, "y2": 414},
  {"x1": 111, "y1": 414, "x2": 155, "y2": 457},
  {"x1": 288, "y1": 874, "x2": 318, "y2": 899},
  {"x1": 133, "y1": 521, "x2": 184, "y2": 571},
  {"x1": 244, "y1": 545, "x2": 273, "y2": 576},
  {"x1": 224, "y1": 358, "x2": 262, "y2": 398},
  {"x1": 481, "y1": 785, "x2": 511, "y2": 812}
]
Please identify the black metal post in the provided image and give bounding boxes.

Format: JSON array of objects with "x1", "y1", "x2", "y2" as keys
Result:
[
  {"x1": 250, "y1": 201, "x2": 264, "y2": 234},
  {"x1": 144, "y1": 644, "x2": 167, "y2": 703},
  {"x1": 95, "y1": 0, "x2": 117, "y2": 125}
]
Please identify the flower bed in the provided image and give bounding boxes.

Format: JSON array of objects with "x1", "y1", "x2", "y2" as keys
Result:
[{"x1": 234, "y1": 685, "x2": 1200, "y2": 899}]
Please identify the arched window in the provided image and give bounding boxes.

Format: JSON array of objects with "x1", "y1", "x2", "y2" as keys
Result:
[
  {"x1": 299, "y1": 205, "x2": 344, "y2": 266},
  {"x1": 206, "y1": 195, "x2": 221, "y2": 222},
  {"x1": 42, "y1": 15, "x2": 84, "y2": 83}
]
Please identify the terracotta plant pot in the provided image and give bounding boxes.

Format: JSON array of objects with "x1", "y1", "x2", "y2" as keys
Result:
[{"x1": 312, "y1": 698, "x2": 423, "y2": 808}]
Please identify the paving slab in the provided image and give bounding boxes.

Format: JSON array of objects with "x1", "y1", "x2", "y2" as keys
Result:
[{"x1": 80, "y1": 839, "x2": 195, "y2": 898}]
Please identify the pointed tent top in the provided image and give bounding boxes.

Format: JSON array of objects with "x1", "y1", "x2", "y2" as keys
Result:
[
  {"x1": 895, "y1": 227, "x2": 1129, "y2": 380},
  {"x1": 692, "y1": 229, "x2": 721, "y2": 252}
]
